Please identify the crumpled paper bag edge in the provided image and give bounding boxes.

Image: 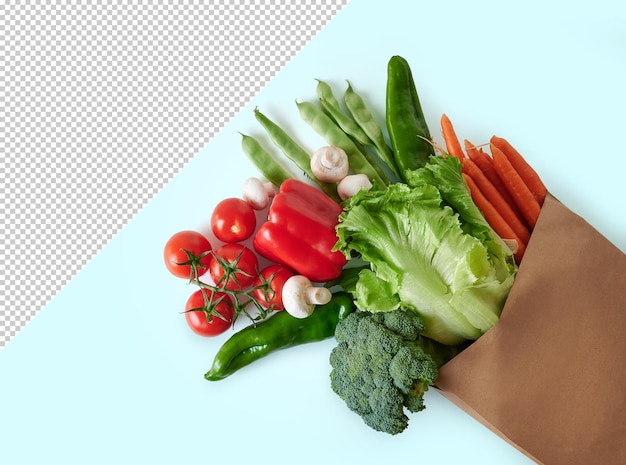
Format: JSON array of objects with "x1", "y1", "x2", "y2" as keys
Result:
[{"x1": 432, "y1": 192, "x2": 626, "y2": 465}]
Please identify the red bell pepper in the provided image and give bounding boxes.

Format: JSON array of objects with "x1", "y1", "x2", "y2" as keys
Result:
[{"x1": 253, "y1": 178, "x2": 347, "y2": 282}]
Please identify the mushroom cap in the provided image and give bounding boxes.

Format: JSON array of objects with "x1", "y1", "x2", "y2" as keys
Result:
[
  {"x1": 337, "y1": 173, "x2": 373, "y2": 200},
  {"x1": 310, "y1": 146, "x2": 349, "y2": 183},
  {"x1": 242, "y1": 177, "x2": 275, "y2": 210}
]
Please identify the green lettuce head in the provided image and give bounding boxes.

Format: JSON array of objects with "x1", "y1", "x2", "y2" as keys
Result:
[{"x1": 335, "y1": 156, "x2": 517, "y2": 346}]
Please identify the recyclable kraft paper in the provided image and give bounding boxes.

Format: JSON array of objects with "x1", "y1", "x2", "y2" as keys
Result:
[{"x1": 435, "y1": 193, "x2": 626, "y2": 465}]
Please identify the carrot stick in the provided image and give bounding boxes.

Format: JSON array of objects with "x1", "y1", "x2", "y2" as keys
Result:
[
  {"x1": 491, "y1": 143, "x2": 542, "y2": 230},
  {"x1": 461, "y1": 157, "x2": 531, "y2": 244},
  {"x1": 464, "y1": 139, "x2": 527, "y2": 225},
  {"x1": 462, "y1": 173, "x2": 526, "y2": 264},
  {"x1": 440, "y1": 114, "x2": 466, "y2": 159},
  {"x1": 490, "y1": 136, "x2": 547, "y2": 205}
]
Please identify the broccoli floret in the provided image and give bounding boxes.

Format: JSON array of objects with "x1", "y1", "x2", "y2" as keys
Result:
[{"x1": 329, "y1": 309, "x2": 459, "y2": 435}]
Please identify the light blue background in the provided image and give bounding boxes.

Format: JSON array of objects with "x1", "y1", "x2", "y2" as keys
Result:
[{"x1": 2, "y1": 1, "x2": 625, "y2": 463}]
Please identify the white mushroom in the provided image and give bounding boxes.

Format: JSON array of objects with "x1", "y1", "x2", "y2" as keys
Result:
[
  {"x1": 337, "y1": 173, "x2": 373, "y2": 200},
  {"x1": 310, "y1": 146, "x2": 350, "y2": 183},
  {"x1": 242, "y1": 177, "x2": 276, "y2": 210},
  {"x1": 281, "y1": 275, "x2": 332, "y2": 319}
]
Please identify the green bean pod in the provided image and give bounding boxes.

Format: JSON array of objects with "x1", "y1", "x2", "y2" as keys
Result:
[
  {"x1": 240, "y1": 133, "x2": 292, "y2": 187},
  {"x1": 315, "y1": 79, "x2": 341, "y2": 108},
  {"x1": 320, "y1": 97, "x2": 373, "y2": 147},
  {"x1": 296, "y1": 100, "x2": 390, "y2": 187},
  {"x1": 344, "y1": 81, "x2": 401, "y2": 180},
  {"x1": 254, "y1": 108, "x2": 340, "y2": 202},
  {"x1": 315, "y1": 80, "x2": 374, "y2": 147},
  {"x1": 205, "y1": 291, "x2": 355, "y2": 381},
  {"x1": 386, "y1": 55, "x2": 434, "y2": 182}
]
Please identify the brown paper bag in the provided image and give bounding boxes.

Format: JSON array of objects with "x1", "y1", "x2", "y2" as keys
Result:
[{"x1": 435, "y1": 193, "x2": 626, "y2": 465}]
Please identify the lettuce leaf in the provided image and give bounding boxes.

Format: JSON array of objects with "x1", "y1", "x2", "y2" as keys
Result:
[{"x1": 335, "y1": 156, "x2": 517, "y2": 345}]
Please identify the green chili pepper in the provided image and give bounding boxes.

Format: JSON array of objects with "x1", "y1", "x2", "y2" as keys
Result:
[
  {"x1": 205, "y1": 291, "x2": 355, "y2": 381},
  {"x1": 254, "y1": 108, "x2": 340, "y2": 202},
  {"x1": 386, "y1": 55, "x2": 434, "y2": 182},
  {"x1": 297, "y1": 100, "x2": 390, "y2": 187},
  {"x1": 239, "y1": 132, "x2": 292, "y2": 187}
]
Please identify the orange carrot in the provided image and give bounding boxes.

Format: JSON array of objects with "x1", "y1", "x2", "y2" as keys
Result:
[
  {"x1": 462, "y1": 173, "x2": 526, "y2": 264},
  {"x1": 491, "y1": 143, "x2": 542, "y2": 229},
  {"x1": 464, "y1": 140, "x2": 492, "y2": 170},
  {"x1": 464, "y1": 139, "x2": 527, "y2": 225},
  {"x1": 490, "y1": 136, "x2": 547, "y2": 205},
  {"x1": 461, "y1": 157, "x2": 531, "y2": 244},
  {"x1": 440, "y1": 114, "x2": 466, "y2": 159}
]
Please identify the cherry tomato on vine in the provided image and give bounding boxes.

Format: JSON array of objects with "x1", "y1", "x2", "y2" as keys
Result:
[
  {"x1": 184, "y1": 288, "x2": 234, "y2": 337},
  {"x1": 164, "y1": 230, "x2": 212, "y2": 280},
  {"x1": 211, "y1": 197, "x2": 257, "y2": 243},
  {"x1": 209, "y1": 243, "x2": 259, "y2": 291},
  {"x1": 252, "y1": 264, "x2": 294, "y2": 311}
]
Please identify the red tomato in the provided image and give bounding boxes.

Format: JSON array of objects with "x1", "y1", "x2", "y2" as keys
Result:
[
  {"x1": 184, "y1": 288, "x2": 234, "y2": 337},
  {"x1": 164, "y1": 230, "x2": 212, "y2": 279},
  {"x1": 252, "y1": 264, "x2": 294, "y2": 311},
  {"x1": 211, "y1": 197, "x2": 257, "y2": 243},
  {"x1": 209, "y1": 243, "x2": 259, "y2": 291}
]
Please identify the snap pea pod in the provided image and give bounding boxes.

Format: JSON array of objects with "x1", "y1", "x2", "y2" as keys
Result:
[
  {"x1": 315, "y1": 80, "x2": 374, "y2": 147},
  {"x1": 240, "y1": 133, "x2": 292, "y2": 187},
  {"x1": 205, "y1": 291, "x2": 355, "y2": 381},
  {"x1": 344, "y1": 81, "x2": 401, "y2": 181},
  {"x1": 386, "y1": 55, "x2": 434, "y2": 182},
  {"x1": 254, "y1": 108, "x2": 340, "y2": 202},
  {"x1": 296, "y1": 100, "x2": 390, "y2": 187}
]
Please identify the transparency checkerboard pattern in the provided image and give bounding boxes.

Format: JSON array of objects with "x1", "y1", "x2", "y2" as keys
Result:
[{"x1": 1, "y1": 1, "x2": 349, "y2": 349}]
